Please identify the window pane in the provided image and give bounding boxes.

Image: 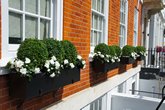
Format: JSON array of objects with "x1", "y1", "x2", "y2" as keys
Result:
[
  {"x1": 97, "y1": 32, "x2": 101, "y2": 44},
  {"x1": 9, "y1": 12, "x2": 22, "y2": 44},
  {"x1": 101, "y1": 0, "x2": 104, "y2": 13},
  {"x1": 25, "y1": 16, "x2": 38, "y2": 39},
  {"x1": 92, "y1": 0, "x2": 96, "y2": 10},
  {"x1": 91, "y1": 30, "x2": 94, "y2": 46},
  {"x1": 9, "y1": 0, "x2": 22, "y2": 10},
  {"x1": 99, "y1": 17, "x2": 103, "y2": 30},
  {"x1": 40, "y1": 19, "x2": 50, "y2": 39},
  {"x1": 97, "y1": 0, "x2": 101, "y2": 12},
  {"x1": 94, "y1": 15, "x2": 98, "y2": 29},
  {"x1": 40, "y1": 0, "x2": 51, "y2": 17},
  {"x1": 94, "y1": 31, "x2": 97, "y2": 46},
  {"x1": 25, "y1": 0, "x2": 38, "y2": 14}
]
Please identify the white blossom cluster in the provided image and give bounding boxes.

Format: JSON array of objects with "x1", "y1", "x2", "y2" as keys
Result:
[
  {"x1": 44, "y1": 56, "x2": 60, "y2": 78},
  {"x1": 9, "y1": 58, "x2": 40, "y2": 77},
  {"x1": 113, "y1": 56, "x2": 120, "y2": 62},
  {"x1": 91, "y1": 51, "x2": 118, "y2": 63},
  {"x1": 77, "y1": 55, "x2": 86, "y2": 69},
  {"x1": 139, "y1": 51, "x2": 147, "y2": 56},
  {"x1": 63, "y1": 59, "x2": 75, "y2": 69},
  {"x1": 131, "y1": 52, "x2": 139, "y2": 60}
]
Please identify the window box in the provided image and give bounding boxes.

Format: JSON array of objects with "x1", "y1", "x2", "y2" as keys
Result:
[
  {"x1": 92, "y1": 59, "x2": 119, "y2": 73},
  {"x1": 137, "y1": 55, "x2": 145, "y2": 61},
  {"x1": 120, "y1": 57, "x2": 135, "y2": 64},
  {"x1": 9, "y1": 67, "x2": 80, "y2": 100}
]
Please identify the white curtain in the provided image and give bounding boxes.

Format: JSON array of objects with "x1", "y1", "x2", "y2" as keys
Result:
[{"x1": 40, "y1": 19, "x2": 50, "y2": 39}]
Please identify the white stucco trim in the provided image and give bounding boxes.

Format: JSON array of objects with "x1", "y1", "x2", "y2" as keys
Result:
[{"x1": 42, "y1": 65, "x2": 141, "y2": 110}]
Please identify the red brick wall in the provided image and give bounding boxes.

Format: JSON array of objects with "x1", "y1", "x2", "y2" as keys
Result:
[{"x1": 0, "y1": 0, "x2": 142, "y2": 110}]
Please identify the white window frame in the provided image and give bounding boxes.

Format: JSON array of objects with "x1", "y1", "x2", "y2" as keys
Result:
[
  {"x1": 119, "y1": 0, "x2": 128, "y2": 48},
  {"x1": 90, "y1": 0, "x2": 109, "y2": 52},
  {"x1": 0, "y1": 0, "x2": 63, "y2": 67},
  {"x1": 133, "y1": 8, "x2": 139, "y2": 46}
]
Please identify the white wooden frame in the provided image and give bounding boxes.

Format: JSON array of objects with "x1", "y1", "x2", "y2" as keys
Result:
[
  {"x1": 90, "y1": 0, "x2": 109, "y2": 52},
  {"x1": 0, "y1": 0, "x2": 63, "y2": 67},
  {"x1": 119, "y1": 0, "x2": 128, "y2": 48}
]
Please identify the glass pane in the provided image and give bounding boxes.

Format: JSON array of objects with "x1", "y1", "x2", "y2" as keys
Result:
[
  {"x1": 9, "y1": 12, "x2": 22, "y2": 44},
  {"x1": 9, "y1": 0, "x2": 22, "y2": 10},
  {"x1": 92, "y1": 14, "x2": 94, "y2": 29},
  {"x1": 97, "y1": 32, "x2": 101, "y2": 44},
  {"x1": 92, "y1": 0, "x2": 96, "y2": 10},
  {"x1": 97, "y1": 0, "x2": 100, "y2": 12},
  {"x1": 91, "y1": 30, "x2": 94, "y2": 46},
  {"x1": 101, "y1": 0, "x2": 104, "y2": 13},
  {"x1": 94, "y1": 15, "x2": 98, "y2": 29},
  {"x1": 25, "y1": 16, "x2": 38, "y2": 39},
  {"x1": 25, "y1": 0, "x2": 38, "y2": 14},
  {"x1": 40, "y1": 19, "x2": 50, "y2": 39},
  {"x1": 94, "y1": 31, "x2": 97, "y2": 46},
  {"x1": 99, "y1": 17, "x2": 102, "y2": 30},
  {"x1": 40, "y1": 0, "x2": 51, "y2": 17}
]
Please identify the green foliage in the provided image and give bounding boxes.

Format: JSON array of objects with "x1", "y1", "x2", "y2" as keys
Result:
[
  {"x1": 62, "y1": 40, "x2": 77, "y2": 64},
  {"x1": 42, "y1": 38, "x2": 65, "y2": 63},
  {"x1": 136, "y1": 46, "x2": 146, "y2": 53},
  {"x1": 108, "y1": 46, "x2": 115, "y2": 57},
  {"x1": 17, "y1": 39, "x2": 48, "y2": 68},
  {"x1": 122, "y1": 45, "x2": 134, "y2": 57},
  {"x1": 111, "y1": 45, "x2": 121, "y2": 57},
  {"x1": 94, "y1": 43, "x2": 110, "y2": 55}
]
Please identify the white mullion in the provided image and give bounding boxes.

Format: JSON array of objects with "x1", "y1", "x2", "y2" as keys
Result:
[
  {"x1": 92, "y1": 9, "x2": 105, "y2": 17},
  {"x1": 22, "y1": 0, "x2": 25, "y2": 40},
  {"x1": 50, "y1": 0, "x2": 53, "y2": 38},
  {"x1": 38, "y1": 0, "x2": 40, "y2": 39},
  {"x1": 96, "y1": 0, "x2": 98, "y2": 11}
]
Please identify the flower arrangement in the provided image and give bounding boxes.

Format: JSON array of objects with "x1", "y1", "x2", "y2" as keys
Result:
[
  {"x1": 135, "y1": 46, "x2": 147, "y2": 56},
  {"x1": 122, "y1": 45, "x2": 138, "y2": 60},
  {"x1": 7, "y1": 38, "x2": 86, "y2": 79}
]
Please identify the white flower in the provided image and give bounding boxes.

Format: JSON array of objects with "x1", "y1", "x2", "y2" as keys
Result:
[
  {"x1": 100, "y1": 54, "x2": 104, "y2": 58},
  {"x1": 61, "y1": 65, "x2": 64, "y2": 68},
  {"x1": 117, "y1": 59, "x2": 120, "y2": 62},
  {"x1": 20, "y1": 68, "x2": 27, "y2": 75},
  {"x1": 15, "y1": 60, "x2": 24, "y2": 68},
  {"x1": 52, "y1": 56, "x2": 57, "y2": 61},
  {"x1": 55, "y1": 61, "x2": 60, "y2": 69},
  {"x1": 106, "y1": 60, "x2": 109, "y2": 62},
  {"x1": 111, "y1": 59, "x2": 115, "y2": 63},
  {"x1": 70, "y1": 63, "x2": 75, "y2": 68},
  {"x1": 50, "y1": 73, "x2": 55, "y2": 78},
  {"x1": 64, "y1": 59, "x2": 69, "y2": 64},
  {"x1": 49, "y1": 59, "x2": 55, "y2": 65},
  {"x1": 106, "y1": 55, "x2": 110, "y2": 58},
  {"x1": 48, "y1": 69, "x2": 50, "y2": 72},
  {"x1": 44, "y1": 61, "x2": 50, "y2": 68},
  {"x1": 97, "y1": 51, "x2": 101, "y2": 54},
  {"x1": 82, "y1": 60, "x2": 86, "y2": 65},
  {"x1": 34, "y1": 68, "x2": 40, "y2": 74},
  {"x1": 77, "y1": 55, "x2": 82, "y2": 60},
  {"x1": 25, "y1": 58, "x2": 31, "y2": 64}
]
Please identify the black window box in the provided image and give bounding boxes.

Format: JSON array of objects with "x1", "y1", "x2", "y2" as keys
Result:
[
  {"x1": 9, "y1": 67, "x2": 80, "y2": 100},
  {"x1": 137, "y1": 55, "x2": 145, "y2": 61},
  {"x1": 92, "y1": 59, "x2": 119, "y2": 73},
  {"x1": 120, "y1": 57, "x2": 135, "y2": 64}
]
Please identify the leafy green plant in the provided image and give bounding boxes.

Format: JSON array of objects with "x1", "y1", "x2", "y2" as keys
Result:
[
  {"x1": 42, "y1": 38, "x2": 65, "y2": 63},
  {"x1": 111, "y1": 45, "x2": 121, "y2": 57},
  {"x1": 61, "y1": 40, "x2": 77, "y2": 65},
  {"x1": 94, "y1": 43, "x2": 110, "y2": 55},
  {"x1": 136, "y1": 46, "x2": 146, "y2": 56},
  {"x1": 17, "y1": 39, "x2": 48, "y2": 68},
  {"x1": 122, "y1": 45, "x2": 134, "y2": 57}
]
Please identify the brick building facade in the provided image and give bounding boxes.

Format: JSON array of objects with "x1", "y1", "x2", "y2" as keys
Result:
[{"x1": 0, "y1": 0, "x2": 142, "y2": 110}]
